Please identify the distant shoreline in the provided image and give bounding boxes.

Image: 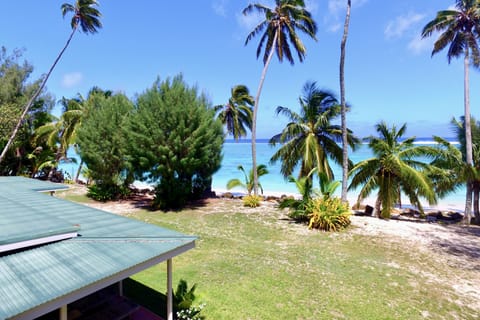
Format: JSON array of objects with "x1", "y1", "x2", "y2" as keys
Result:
[
  {"x1": 211, "y1": 188, "x2": 466, "y2": 213},
  {"x1": 224, "y1": 137, "x2": 460, "y2": 144}
]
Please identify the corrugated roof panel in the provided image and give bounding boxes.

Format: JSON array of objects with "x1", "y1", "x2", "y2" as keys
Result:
[
  {"x1": 0, "y1": 239, "x2": 194, "y2": 319},
  {"x1": 0, "y1": 177, "x2": 196, "y2": 319}
]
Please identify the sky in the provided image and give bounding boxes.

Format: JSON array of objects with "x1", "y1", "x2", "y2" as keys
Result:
[{"x1": 1, "y1": 0, "x2": 479, "y2": 139}]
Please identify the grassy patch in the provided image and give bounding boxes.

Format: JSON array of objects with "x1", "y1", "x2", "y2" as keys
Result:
[
  {"x1": 123, "y1": 204, "x2": 477, "y2": 320},
  {"x1": 65, "y1": 193, "x2": 477, "y2": 319}
]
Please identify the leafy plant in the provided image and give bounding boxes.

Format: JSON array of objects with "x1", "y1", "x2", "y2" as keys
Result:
[
  {"x1": 173, "y1": 279, "x2": 205, "y2": 320},
  {"x1": 307, "y1": 197, "x2": 351, "y2": 231},
  {"x1": 318, "y1": 171, "x2": 340, "y2": 199},
  {"x1": 177, "y1": 303, "x2": 206, "y2": 320},
  {"x1": 242, "y1": 194, "x2": 262, "y2": 208},
  {"x1": 279, "y1": 172, "x2": 315, "y2": 221},
  {"x1": 226, "y1": 164, "x2": 269, "y2": 195},
  {"x1": 86, "y1": 183, "x2": 130, "y2": 202}
]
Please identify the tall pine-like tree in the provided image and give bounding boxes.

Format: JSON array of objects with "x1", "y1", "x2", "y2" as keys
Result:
[
  {"x1": 126, "y1": 75, "x2": 224, "y2": 210},
  {"x1": 76, "y1": 93, "x2": 133, "y2": 199}
]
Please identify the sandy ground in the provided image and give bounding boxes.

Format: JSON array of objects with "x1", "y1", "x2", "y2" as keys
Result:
[{"x1": 61, "y1": 185, "x2": 480, "y2": 312}]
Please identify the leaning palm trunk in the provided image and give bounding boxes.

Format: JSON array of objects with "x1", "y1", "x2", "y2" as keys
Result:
[
  {"x1": 75, "y1": 158, "x2": 84, "y2": 183},
  {"x1": 0, "y1": 27, "x2": 78, "y2": 165},
  {"x1": 251, "y1": 32, "x2": 277, "y2": 196},
  {"x1": 340, "y1": 0, "x2": 351, "y2": 203},
  {"x1": 464, "y1": 51, "x2": 473, "y2": 224}
]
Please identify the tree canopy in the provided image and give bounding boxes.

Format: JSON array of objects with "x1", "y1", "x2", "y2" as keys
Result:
[
  {"x1": 0, "y1": 47, "x2": 55, "y2": 176},
  {"x1": 76, "y1": 93, "x2": 134, "y2": 199},
  {"x1": 126, "y1": 75, "x2": 224, "y2": 209}
]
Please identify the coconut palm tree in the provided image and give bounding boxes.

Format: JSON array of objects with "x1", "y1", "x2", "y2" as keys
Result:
[
  {"x1": 421, "y1": 0, "x2": 480, "y2": 222},
  {"x1": 214, "y1": 85, "x2": 254, "y2": 141},
  {"x1": 0, "y1": 0, "x2": 102, "y2": 165},
  {"x1": 34, "y1": 95, "x2": 86, "y2": 180},
  {"x1": 450, "y1": 117, "x2": 480, "y2": 223},
  {"x1": 243, "y1": 0, "x2": 317, "y2": 195},
  {"x1": 348, "y1": 122, "x2": 438, "y2": 219},
  {"x1": 269, "y1": 81, "x2": 359, "y2": 186},
  {"x1": 340, "y1": 0, "x2": 352, "y2": 203},
  {"x1": 428, "y1": 135, "x2": 466, "y2": 200}
]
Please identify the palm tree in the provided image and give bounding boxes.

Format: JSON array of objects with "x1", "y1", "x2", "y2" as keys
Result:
[
  {"x1": 34, "y1": 94, "x2": 86, "y2": 180},
  {"x1": 428, "y1": 136, "x2": 466, "y2": 200},
  {"x1": 348, "y1": 122, "x2": 438, "y2": 219},
  {"x1": 226, "y1": 164, "x2": 269, "y2": 195},
  {"x1": 214, "y1": 85, "x2": 254, "y2": 141},
  {"x1": 421, "y1": 0, "x2": 480, "y2": 222},
  {"x1": 243, "y1": 0, "x2": 317, "y2": 195},
  {"x1": 340, "y1": 0, "x2": 352, "y2": 203},
  {"x1": 450, "y1": 117, "x2": 480, "y2": 223},
  {"x1": 269, "y1": 81, "x2": 359, "y2": 186},
  {"x1": 0, "y1": 0, "x2": 102, "y2": 165}
]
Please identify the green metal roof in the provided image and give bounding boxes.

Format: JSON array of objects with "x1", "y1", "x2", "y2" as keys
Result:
[{"x1": 0, "y1": 177, "x2": 196, "y2": 319}]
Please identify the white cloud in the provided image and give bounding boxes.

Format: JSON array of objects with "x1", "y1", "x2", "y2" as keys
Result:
[
  {"x1": 212, "y1": 0, "x2": 228, "y2": 17},
  {"x1": 385, "y1": 12, "x2": 425, "y2": 39},
  {"x1": 408, "y1": 32, "x2": 436, "y2": 55},
  {"x1": 61, "y1": 72, "x2": 83, "y2": 88}
]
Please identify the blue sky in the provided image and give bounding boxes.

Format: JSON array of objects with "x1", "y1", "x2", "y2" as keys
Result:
[{"x1": 2, "y1": 0, "x2": 478, "y2": 139}]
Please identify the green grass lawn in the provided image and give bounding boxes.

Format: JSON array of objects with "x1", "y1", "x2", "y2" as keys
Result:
[{"x1": 60, "y1": 191, "x2": 477, "y2": 319}]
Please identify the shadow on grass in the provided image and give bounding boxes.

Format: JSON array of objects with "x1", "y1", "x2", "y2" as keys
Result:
[
  {"x1": 124, "y1": 278, "x2": 167, "y2": 319},
  {"x1": 125, "y1": 191, "x2": 213, "y2": 212}
]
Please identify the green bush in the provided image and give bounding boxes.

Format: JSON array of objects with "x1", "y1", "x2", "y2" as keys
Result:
[
  {"x1": 174, "y1": 279, "x2": 205, "y2": 320},
  {"x1": 307, "y1": 197, "x2": 351, "y2": 231},
  {"x1": 87, "y1": 184, "x2": 130, "y2": 202},
  {"x1": 279, "y1": 197, "x2": 309, "y2": 222},
  {"x1": 243, "y1": 194, "x2": 262, "y2": 208}
]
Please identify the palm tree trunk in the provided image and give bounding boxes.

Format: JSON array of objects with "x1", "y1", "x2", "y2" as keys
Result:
[
  {"x1": 251, "y1": 32, "x2": 278, "y2": 196},
  {"x1": 463, "y1": 52, "x2": 473, "y2": 224},
  {"x1": 340, "y1": 0, "x2": 351, "y2": 203},
  {"x1": 374, "y1": 196, "x2": 381, "y2": 218},
  {"x1": 473, "y1": 181, "x2": 479, "y2": 224},
  {"x1": 75, "y1": 158, "x2": 84, "y2": 183},
  {"x1": 0, "y1": 27, "x2": 77, "y2": 165}
]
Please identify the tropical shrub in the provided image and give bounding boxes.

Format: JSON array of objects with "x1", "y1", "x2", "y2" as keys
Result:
[
  {"x1": 86, "y1": 183, "x2": 130, "y2": 202},
  {"x1": 126, "y1": 75, "x2": 223, "y2": 210},
  {"x1": 307, "y1": 197, "x2": 351, "y2": 231},
  {"x1": 281, "y1": 171, "x2": 341, "y2": 222},
  {"x1": 173, "y1": 279, "x2": 205, "y2": 320},
  {"x1": 243, "y1": 194, "x2": 262, "y2": 208},
  {"x1": 279, "y1": 174, "x2": 314, "y2": 222},
  {"x1": 226, "y1": 164, "x2": 269, "y2": 195}
]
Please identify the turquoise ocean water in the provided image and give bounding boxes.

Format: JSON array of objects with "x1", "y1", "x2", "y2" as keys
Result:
[{"x1": 60, "y1": 138, "x2": 466, "y2": 209}]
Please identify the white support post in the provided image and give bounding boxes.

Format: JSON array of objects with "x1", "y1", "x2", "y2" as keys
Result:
[
  {"x1": 59, "y1": 305, "x2": 67, "y2": 320},
  {"x1": 167, "y1": 259, "x2": 173, "y2": 320}
]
